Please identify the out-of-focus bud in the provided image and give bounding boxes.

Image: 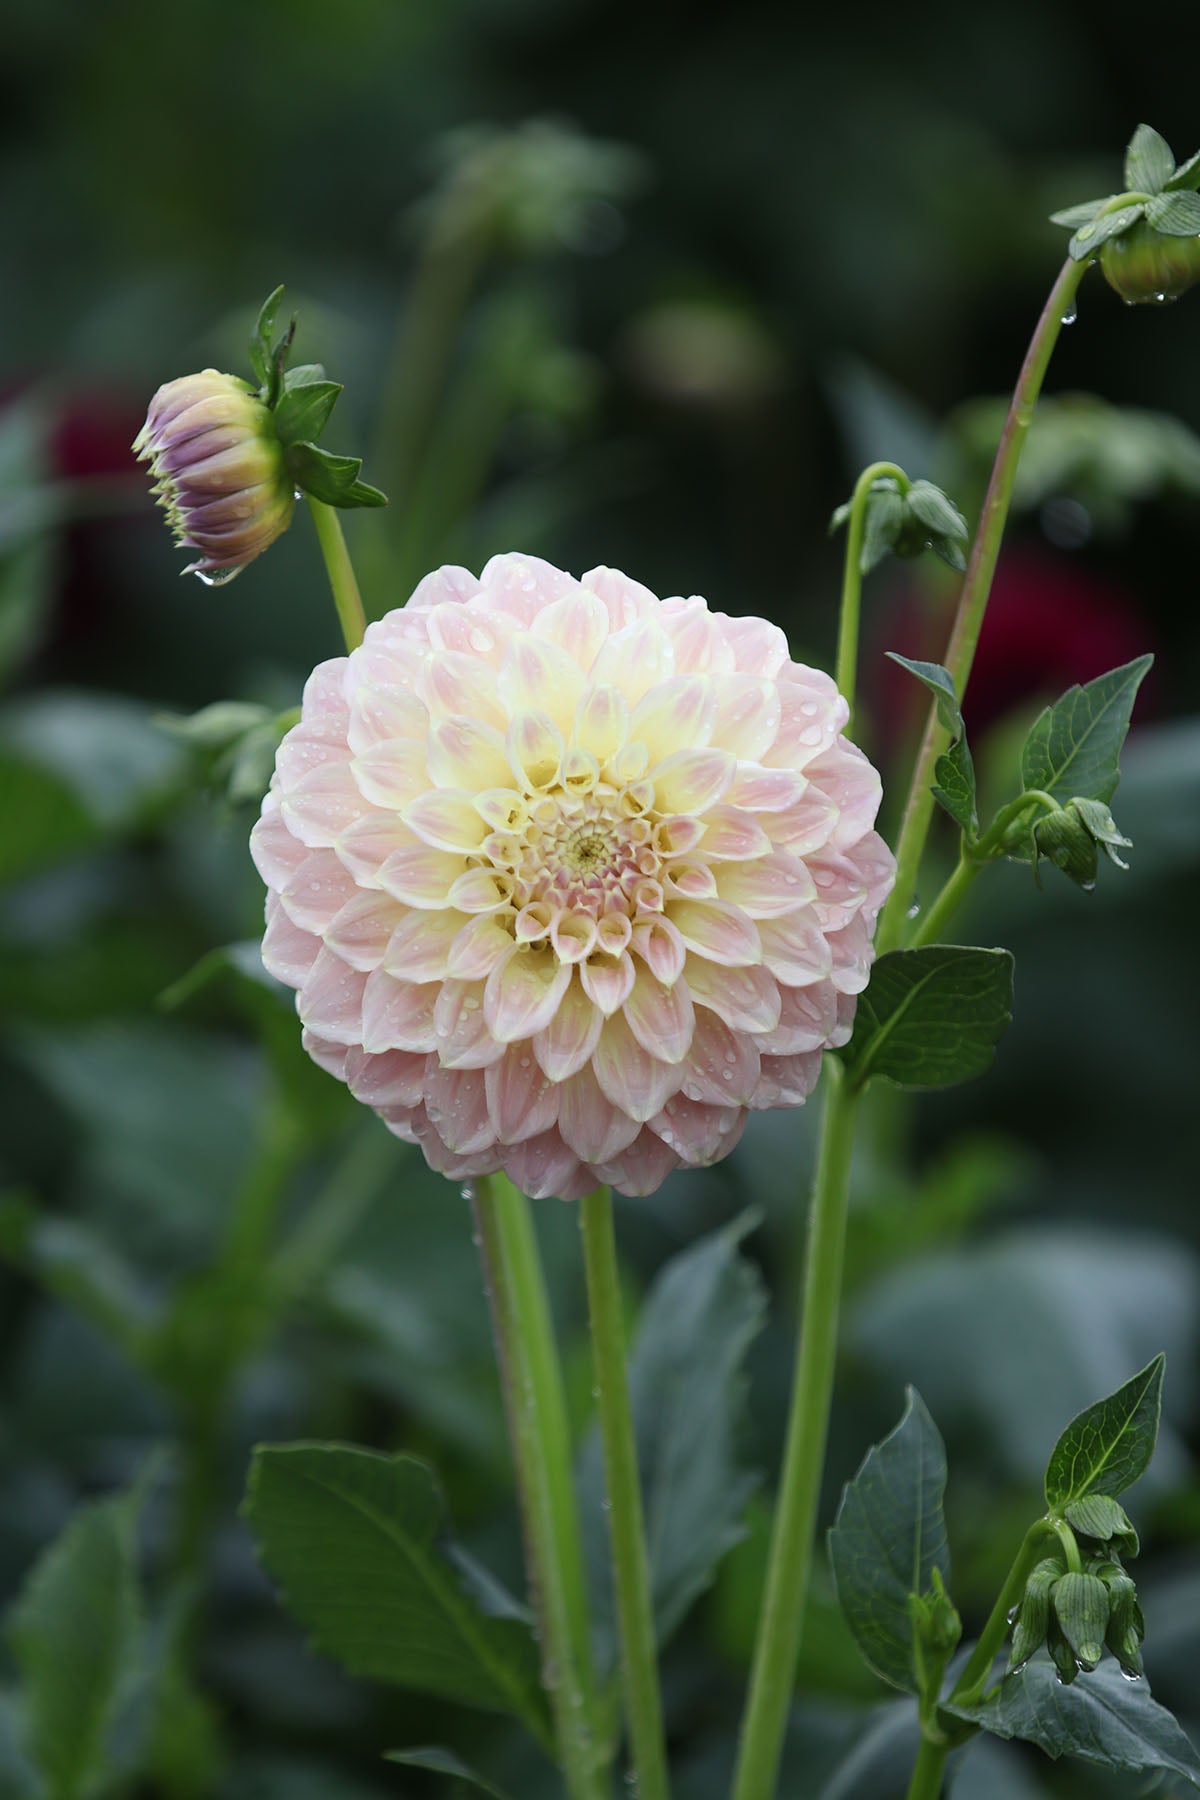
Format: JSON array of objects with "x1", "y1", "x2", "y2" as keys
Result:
[
  {"x1": 1100, "y1": 220, "x2": 1200, "y2": 305},
  {"x1": 1052, "y1": 1570, "x2": 1111, "y2": 1673},
  {"x1": 134, "y1": 371, "x2": 294, "y2": 585},
  {"x1": 1008, "y1": 1556, "x2": 1065, "y2": 1672}
]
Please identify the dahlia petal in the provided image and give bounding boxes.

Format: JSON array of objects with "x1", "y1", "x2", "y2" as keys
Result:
[
  {"x1": 361, "y1": 970, "x2": 440, "y2": 1053},
  {"x1": 474, "y1": 789, "x2": 531, "y2": 833},
  {"x1": 757, "y1": 979, "x2": 838, "y2": 1053},
  {"x1": 426, "y1": 604, "x2": 514, "y2": 666},
  {"x1": 715, "y1": 850, "x2": 817, "y2": 917},
  {"x1": 667, "y1": 898, "x2": 760, "y2": 966},
  {"x1": 376, "y1": 843, "x2": 465, "y2": 907},
  {"x1": 507, "y1": 710, "x2": 566, "y2": 792},
  {"x1": 262, "y1": 896, "x2": 321, "y2": 986},
  {"x1": 659, "y1": 597, "x2": 737, "y2": 674},
  {"x1": 434, "y1": 979, "x2": 508, "y2": 1068},
  {"x1": 344, "y1": 1046, "x2": 431, "y2": 1109},
  {"x1": 629, "y1": 917, "x2": 687, "y2": 985},
  {"x1": 335, "y1": 811, "x2": 419, "y2": 884},
  {"x1": 250, "y1": 798, "x2": 308, "y2": 889},
  {"x1": 663, "y1": 860, "x2": 718, "y2": 900},
  {"x1": 846, "y1": 830, "x2": 897, "y2": 917},
  {"x1": 680, "y1": 1007, "x2": 761, "y2": 1106},
  {"x1": 697, "y1": 805, "x2": 772, "y2": 861},
  {"x1": 710, "y1": 673, "x2": 781, "y2": 761},
  {"x1": 280, "y1": 850, "x2": 361, "y2": 932},
  {"x1": 596, "y1": 912, "x2": 634, "y2": 957},
  {"x1": 418, "y1": 650, "x2": 506, "y2": 729},
  {"x1": 624, "y1": 970, "x2": 695, "y2": 1064},
  {"x1": 630, "y1": 676, "x2": 716, "y2": 763},
  {"x1": 573, "y1": 685, "x2": 630, "y2": 764},
  {"x1": 426, "y1": 717, "x2": 511, "y2": 791},
  {"x1": 406, "y1": 564, "x2": 481, "y2": 610},
  {"x1": 324, "y1": 891, "x2": 404, "y2": 971},
  {"x1": 301, "y1": 1029, "x2": 350, "y2": 1081},
  {"x1": 300, "y1": 658, "x2": 352, "y2": 732},
  {"x1": 758, "y1": 912, "x2": 834, "y2": 986},
  {"x1": 403, "y1": 789, "x2": 491, "y2": 853},
  {"x1": 346, "y1": 682, "x2": 429, "y2": 757},
  {"x1": 581, "y1": 565, "x2": 661, "y2": 630},
  {"x1": 447, "y1": 867, "x2": 519, "y2": 913},
  {"x1": 590, "y1": 621, "x2": 676, "y2": 703},
  {"x1": 771, "y1": 789, "x2": 840, "y2": 857},
  {"x1": 589, "y1": 1127, "x2": 682, "y2": 1197},
  {"x1": 749, "y1": 1051, "x2": 824, "y2": 1109},
  {"x1": 651, "y1": 747, "x2": 736, "y2": 815},
  {"x1": 275, "y1": 727, "x2": 352, "y2": 791},
  {"x1": 550, "y1": 910, "x2": 598, "y2": 962},
  {"x1": 503, "y1": 1127, "x2": 588, "y2": 1201},
  {"x1": 721, "y1": 612, "x2": 789, "y2": 677},
  {"x1": 808, "y1": 850, "x2": 869, "y2": 932},
  {"x1": 352, "y1": 740, "x2": 428, "y2": 810},
  {"x1": 382, "y1": 909, "x2": 466, "y2": 981},
  {"x1": 531, "y1": 589, "x2": 610, "y2": 671},
  {"x1": 827, "y1": 913, "x2": 875, "y2": 995},
  {"x1": 650, "y1": 1093, "x2": 745, "y2": 1164},
  {"x1": 298, "y1": 947, "x2": 368, "y2": 1046},
  {"x1": 532, "y1": 977, "x2": 604, "y2": 1081},
  {"x1": 424, "y1": 1064, "x2": 496, "y2": 1155},
  {"x1": 558, "y1": 1065, "x2": 644, "y2": 1162},
  {"x1": 682, "y1": 959, "x2": 781, "y2": 1033},
  {"x1": 448, "y1": 914, "x2": 517, "y2": 980},
  {"x1": 580, "y1": 949, "x2": 636, "y2": 1015},
  {"x1": 768, "y1": 683, "x2": 846, "y2": 769},
  {"x1": 483, "y1": 944, "x2": 573, "y2": 1044},
  {"x1": 481, "y1": 552, "x2": 581, "y2": 620},
  {"x1": 499, "y1": 634, "x2": 587, "y2": 730},
  {"x1": 282, "y1": 760, "x2": 369, "y2": 847},
  {"x1": 408, "y1": 1109, "x2": 499, "y2": 1180},
  {"x1": 806, "y1": 741, "x2": 884, "y2": 851},
  {"x1": 652, "y1": 814, "x2": 707, "y2": 858},
  {"x1": 592, "y1": 1013, "x2": 680, "y2": 1121},
  {"x1": 486, "y1": 1046, "x2": 562, "y2": 1144},
  {"x1": 726, "y1": 763, "x2": 808, "y2": 814}
]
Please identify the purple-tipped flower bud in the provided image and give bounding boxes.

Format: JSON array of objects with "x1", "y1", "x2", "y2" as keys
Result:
[{"x1": 133, "y1": 370, "x2": 295, "y2": 584}]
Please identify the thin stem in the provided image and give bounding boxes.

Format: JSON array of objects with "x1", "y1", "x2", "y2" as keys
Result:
[
  {"x1": 473, "y1": 1174, "x2": 606, "y2": 1800},
  {"x1": 949, "y1": 1522, "x2": 1052, "y2": 1709},
  {"x1": 579, "y1": 1188, "x2": 671, "y2": 1800},
  {"x1": 908, "y1": 856, "x2": 980, "y2": 948},
  {"x1": 905, "y1": 1732, "x2": 951, "y2": 1800},
  {"x1": 731, "y1": 1061, "x2": 861, "y2": 1800},
  {"x1": 836, "y1": 461, "x2": 909, "y2": 720},
  {"x1": 876, "y1": 256, "x2": 1089, "y2": 956},
  {"x1": 307, "y1": 496, "x2": 367, "y2": 651}
]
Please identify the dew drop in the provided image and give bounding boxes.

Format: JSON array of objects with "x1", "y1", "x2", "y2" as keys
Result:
[
  {"x1": 1060, "y1": 307, "x2": 1077, "y2": 325},
  {"x1": 194, "y1": 565, "x2": 242, "y2": 588},
  {"x1": 1120, "y1": 1667, "x2": 1142, "y2": 1682},
  {"x1": 1006, "y1": 1605, "x2": 1019, "y2": 1625},
  {"x1": 601, "y1": 1498, "x2": 613, "y2": 1512},
  {"x1": 459, "y1": 1182, "x2": 476, "y2": 1203},
  {"x1": 469, "y1": 627, "x2": 493, "y2": 653}
]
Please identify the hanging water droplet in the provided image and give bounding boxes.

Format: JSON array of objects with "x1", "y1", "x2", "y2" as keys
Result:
[
  {"x1": 194, "y1": 564, "x2": 242, "y2": 588},
  {"x1": 906, "y1": 902, "x2": 921, "y2": 921},
  {"x1": 1060, "y1": 306, "x2": 1077, "y2": 325},
  {"x1": 459, "y1": 1182, "x2": 476, "y2": 1203},
  {"x1": 1120, "y1": 1667, "x2": 1143, "y2": 1682}
]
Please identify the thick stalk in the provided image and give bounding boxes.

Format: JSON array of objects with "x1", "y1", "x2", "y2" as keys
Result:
[
  {"x1": 905, "y1": 1732, "x2": 951, "y2": 1800},
  {"x1": 876, "y1": 256, "x2": 1089, "y2": 955},
  {"x1": 307, "y1": 495, "x2": 367, "y2": 651},
  {"x1": 731, "y1": 1061, "x2": 861, "y2": 1800},
  {"x1": 836, "y1": 461, "x2": 909, "y2": 720},
  {"x1": 474, "y1": 1174, "x2": 606, "y2": 1800},
  {"x1": 579, "y1": 1188, "x2": 671, "y2": 1800}
]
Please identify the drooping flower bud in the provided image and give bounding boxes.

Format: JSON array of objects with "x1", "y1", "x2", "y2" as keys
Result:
[
  {"x1": 1100, "y1": 1565, "x2": 1146, "y2": 1678},
  {"x1": 1100, "y1": 220, "x2": 1200, "y2": 305},
  {"x1": 1008, "y1": 1556, "x2": 1065, "y2": 1672},
  {"x1": 1052, "y1": 1570, "x2": 1111, "y2": 1673},
  {"x1": 134, "y1": 370, "x2": 294, "y2": 585}
]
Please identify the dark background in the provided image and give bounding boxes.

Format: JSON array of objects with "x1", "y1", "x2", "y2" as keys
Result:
[{"x1": 1, "y1": 3, "x2": 1198, "y2": 1796}]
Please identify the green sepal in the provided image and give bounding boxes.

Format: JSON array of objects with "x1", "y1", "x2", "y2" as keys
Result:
[
  {"x1": 1073, "y1": 798, "x2": 1132, "y2": 869},
  {"x1": 1033, "y1": 806, "x2": 1098, "y2": 888},
  {"x1": 1047, "y1": 1613, "x2": 1081, "y2": 1685},
  {"x1": 1069, "y1": 204, "x2": 1146, "y2": 262},
  {"x1": 286, "y1": 441, "x2": 388, "y2": 509},
  {"x1": 1165, "y1": 148, "x2": 1200, "y2": 191},
  {"x1": 1124, "y1": 124, "x2": 1175, "y2": 196},
  {"x1": 1064, "y1": 1494, "x2": 1139, "y2": 1558},
  {"x1": 1146, "y1": 190, "x2": 1200, "y2": 235},
  {"x1": 248, "y1": 285, "x2": 295, "y2": 408},
  {"x1": 273, "y1": 379, "x2": 343, "y2": 451},
  {"x1": 860, "y1": 484, "x2": 906, "y2": 573},
  {"x1": 885, "y1": 655, "x2": 978, "y2": 834},
  {"x1": 1102, "y1": 1570, "x2": 1146, "y2": 1678},
  {"x1": 1008, "y1": 1556, "x2": 1065, "y2": 1671},
  {"x1": 1049, "y1": 198, "x2": 1111, "y2": 229},
  {"x1": 1052, "y1": 1571, "x2": 1111, "y2": 1672}
]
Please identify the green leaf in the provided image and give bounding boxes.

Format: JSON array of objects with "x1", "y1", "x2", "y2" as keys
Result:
[
  {"x1": 886, "y1": 656, "x2": 977, "y2": 834},
  {"x1": 1166, "y1": 148, "x2": 1200, "y2": 191},
  {"x1": 1146, "y1": 189, "x2": 1200, "y2": 235},
  {"x1": 1049, "y1": 198, "x2": 1111, "y2": 229},
  {"x1": 285, "y1": 441, "x2": 387, "y2": 509},
  {"x1": 946, "y1": 1660, "x2": 1200, "y2": 1789},
  {"x1": 579, "y1": 1214, "x2": 766, "y2": 1663},
  {"x1": 6, "y1": 1481, "x2": 146, "y2": 1800},
  {"x1": 1124, "y1": 124, "x2": 1176, "y2": 196},
  {"x1": 828, "y1": 1389, "x2": 950, "y2": 1694},
  {"x1": 272, "y1": 379, "x2": 343, "y2": 450},
  {"x1": 243, "y1": 1443, "x2": 550, "y2": 1739},
  {"x1": 1068, "y1": 205, "x2": 1145, "y2": 260},
  {"x1": 384, "y1": 1748, "x2": 511, "y2": 1797},
  {"x1": 1019, "y1": 656, "x2": 1153, "y2": 807},
  {"x1": 838, "y1": 946, "x2": 1014, "y2": 1092},
  {"x1": 0, "y1": 752, "x2": 96, "y2": 886},
  {"x1": 249, "y1": 284, "x2": 287, "y2": 389},
  {"x1": 1044, "y1": 1355, "x2": 1165, "y2": 1510}
]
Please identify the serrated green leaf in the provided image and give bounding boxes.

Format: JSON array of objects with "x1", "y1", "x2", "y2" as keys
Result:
[
  {"x1": 286, "y1": 441, "x2": 387, "y2": 509},
  {"x1": 886, "y1": 656, "x2": 979, "y2": 835},
  {"x1": 7, "y1": 1482, "x2": 147, "y2": 1800},
  {"x1": 384, "y1": 1748, "x2": 511, "y2": 1796},
  {"x1": 273, "y1": 380, "x2": 342, "y2": 451},
  {"x1": 1146, "y1": 189, "x2": 1200, "y2": 235},
  {"x1": 860, "y1": 486, "x2": 905, "y2": 573},
  {"x1": 1020, "y1": 655, "x2": 1153, "y2": 806},
  {"x1": 945, "y1": 1660, "x2": 1200, "y2": 1788},
  {"x1": 1044, "y1": 1355, "x2": 1164, "y2": 1509},
  {"x1": 249, "y1": 285, "x2": 287, "y2": 389},
  {"x1": 1063, "y1": 1494, "x2": 1138, "y2": 1556},
  {"x1": 829, "y1": 1389, "x2": 950, "y2": 1694},
  {"x1": 1166, "y1": 147, "x2": 1200, "y2": 191},
  {"x1": 1125, "y1": 124, "x2": 1176, "y2": 196},
  {"x1": 1069, "y1": 205, "x2": 1145, "y2": 260},
  {"x1": 1049, "y1": 198, "x2": 1111, "y2": 229},
  {"x1": 579, "y1": 1214, "x2": 765, "y2": 1665},
  {"x1": 905, "y1": 480, "x2": 968, "y2": 543},
  {"x1": 838, "y1": 947, "x2": 1014, "y2": 1092},
  {"x1": 243, "y1": 1444, "x2": 550, "y2": 1739}
]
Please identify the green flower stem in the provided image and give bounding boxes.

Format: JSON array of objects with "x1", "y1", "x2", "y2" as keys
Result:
[
  {"x1": 473, "y1": 1174, "x2": 606, "y2": 1800},
  {"x1": 579, "y1": 1187, "x2": 672, "y2": 1800},
  {"x1": 307, "y1": 495, "x2": 368, "y2": 651},
  {"x1": 731, "y1": 1060, "x2": 862, "y2": 1800},
  {"x1": 908, "y1": 855, "x2": 981, "y2": 949},
  {"x1": 971, "y1": 789, "x2": 1059, "y2": 858},
  {"x1": 905, "y1": 1731, "x2": 953, "y2": 1800},
  {"x1": 909, "y1": 789, "x2": 1063, "y2": 948},
  {"x1": 875, "y1": 256, "x2": 1090, "y2": 957},
  {"x1": 836, "y1": 461, "x2": 909, "y2": 720}
]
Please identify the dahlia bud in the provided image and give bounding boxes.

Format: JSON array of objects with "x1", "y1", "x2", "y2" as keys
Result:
[
  {"x1": 1051, "y1": 124, "x2": 1200, "y2": 306},
  {"x1": 1051, "y1": 1570, "x2": 1111, "y2": 1673},
  {"x1": 1100, "y1": 220, "x2": 1200, "y2": 305},
  {"x1": 1100, "y1": 1565, "x2": 1146, "y2": 1678},
  {"x1": 134, "y1": 371, "x2": 294, "y2": 585},
  {"x1": 1007, "y1": 1556, "x2": 1064, "y2": 1672}
]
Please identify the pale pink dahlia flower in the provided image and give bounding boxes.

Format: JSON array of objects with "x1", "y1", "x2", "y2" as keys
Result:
[{"x1": 250, "y1": 555, "x2": 895, "y2": 1198}]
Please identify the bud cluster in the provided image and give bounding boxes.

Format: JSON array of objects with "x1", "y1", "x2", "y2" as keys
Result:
[
  {"x1": 830, "y1": 475, "x2": 969, "y2": 575},
  {"x1": 1030, "y1": 796, "x2": 1133, "y2": 889},
  {"x1": 1007, "y1": 1500, "x2": 1145, "y2": 1685}
]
